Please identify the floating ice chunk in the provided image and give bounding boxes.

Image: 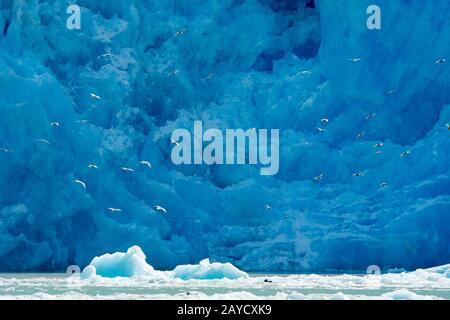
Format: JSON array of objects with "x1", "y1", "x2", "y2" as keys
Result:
[
  {"x1": 199, "y1": 258, "x2": 210, "y2": 266},
  {"x1": 425, "y1": 264, "x2": 450, "y2": 278},
  {"x1": 80, "y1": 265, "x2": 97, "y2": 281},
  {"x1": 80, "y1": 246, "x2": 248, "y2": 280},
  {"x1": 81, "y1": 246, "x2": 156, "y2": 278},
  {"x1": 381, "y1": 290, "x2": 438, "y2": 300},
  {"x1": 172, "y1": 258, "x2": 249, "y2": 280}
]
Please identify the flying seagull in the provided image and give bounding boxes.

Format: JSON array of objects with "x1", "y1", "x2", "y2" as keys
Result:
[
  {"x1": 90, "y1": 93, "x2": 102, "y2": 100},
  {"x1": 50, "y1": 122, "x2": 60, "y2": 127},
  {"x1": 120, "y1": 167, "x2": 135, "y2": 173},
  {"x1": 380, "y1": 182, "x2": 388, "y2": 188},
  {"x1": 108, "y1": 208, "x2": 122, "y2": 213},
  {"x1": 352, "y1": 172, "x2": 363, "y2": 177},
  {"x1": 296, "y1": 70, "x2": 312, "y2": 76},
  {"x1": 174, "y1": 28, "x2": 186, "y2": 37},
  {"x1": 88, "y1": 164, "x2": 99, "y2": 169},
  {"x1": 76, "y1": 119, "x2": 89, "y2": 124},
  {"x1": 34, "y1": 139, "x2": 50, "y2": 144},
  {"x1": 436, "y1": 58, "x2": 446, "y2": 64},
  {"x1": 265, "y1": 204, "x2": 272, "y2": 211},
  {"x1": 357, "y1": 132, "x2": 366, "y2": 139},
  {"x1": 374, "y1": 142, "x2": 384, "y2": 148},
  {"x1": 170, "y1": 139, "x2": 180, "y2": 146},
  {"x1": 400, "y1": 151, "x2": 411, "y2": 157},
  {"x1": 320, "y1": 118, "x2": 329, "y2": 124},
  {"x1": 203, "y1": 73, "x2": 215, "y2": 81},
  {"x1": 154, "y1": 205, "x2": 167, "y2": 214},
  {"x1": 97, "y1": 53, "x2": 112, "y2": 60},
  {"x1": 74, "y1": 179, "x2": 87, "y2": 189},
  {"x1": 347, "y1": 58, "x2": 362, "y2": 62},
  {"x1": 139, "y1": 160, "x2": 152, "y2": 168},
  {"x1": 385, "y1": 90, "x2": 396, "y2": 95},
  {"x1": 167, "y1": 69, "x2": 180, "y2": 77},
  {"x1": 316, "y1": 127, "x2": 327, "y2": 133},
  {"x1": 314, "y1": 173, "x2": 324, "y2": 182}
]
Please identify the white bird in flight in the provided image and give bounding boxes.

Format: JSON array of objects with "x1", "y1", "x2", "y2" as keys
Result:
[
  {"x1": 314, "y1": 173, "x2": 324, "y2": 182},
  {"x1": 374, "y1": 142, "x2": 384, "y2": 148},
  {"x1": 203, "y1": 73, "x2": 215, "y2": 81},
  {"x1": 76, "y1": 119, "x2": 89, "y2": 124},
  {"x1": 167, "y1": 69, "x2": 180, "y2": 77},
  {"x1": 174, "y1": 28, "x2": 186, "y2": 37},
  {"x1": 265, "y1": 204, "x2": 272, "y2": 211},
  {"x1": 320, "y1": 118, "x2": 329, "y2": 124},
  {"x1": 347, "y1": 58, "x2": 362, "y2": 62},
  {"x1": 154, "y1": 205, "x2": 167, "y2": 214},
  {"x1": 108, "y1": 208, "x2": 122, "y2": 213},
  {"x1": 88, "y1": 164, "x2": 99, "y2": 169},
  {"x1": 380, "y1": 182, "x2": 388, "y2": 188},
  {"x1": 50, "y1": 122, "x2": 60, "y2": 127},
  {"x1": 90, "y1": 93, "x2": 102, "y2": 100},
  {"x1": 352, "y1": 172, "x2": 363, "y2": 177},
  {"x1": 120, "y1": 167, "x2": 135, "y2": 173},
  {"x1": 357, "y1": 132, "x2": 366, "y2": 139},
  {"x1": 436, "y1": 58, "x2": 446, "y2": 64},
  {"x1": 74, "y1": 179, "x2": 87, "y2": 189},
  {"x1": 296, "y1": 70, "x2": 312, "y2": 76},
  {"x1": 34, "y1": 139, "x2": 50, "y2": 144},
  {"x1": 316, "y1": 127, "x2": 327, "y2": 133},
  {"x1": 139, "y1": 161, "x2": 152, "y2": 168},
  {"x1": 400, "y1": 151, "x2": 411, "y2": 157},
  {"x1": 97, "y1": 53, "x2": 112, "y2": 60},
  {"x1": 385, "y1": 90, "x2": 395, "y2": 95},
  {"x1": 171, "y1": 139, "x2": 180, "y2": 146}
]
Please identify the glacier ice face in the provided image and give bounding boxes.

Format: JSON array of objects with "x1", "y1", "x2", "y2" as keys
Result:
[
  {"x1": 0, "y1": 0, "x2": 449, "y2": 272},
  {"x1": 80, "y1": 246, "x2": 248, "y2": 280}
]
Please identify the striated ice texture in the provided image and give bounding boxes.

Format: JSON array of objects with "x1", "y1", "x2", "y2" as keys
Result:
[{"x1": 0, "y1": 0, "x2": 449, "y2": 272}]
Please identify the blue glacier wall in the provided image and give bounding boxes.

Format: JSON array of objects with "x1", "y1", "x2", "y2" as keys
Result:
[{"x1": 0, "y1": 0, "x2": 449, "y2": 272}]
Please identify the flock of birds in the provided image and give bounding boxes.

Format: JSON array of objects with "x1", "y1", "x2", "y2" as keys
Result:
[
  {"x1": 0, "y1": 92, "x2": 168, "y2": 217},
  {"x1": 313, "y1": 57, "x2": 447, "y2": 185},
  {"x1": 264, "y1": 56, "x2": 448, "y2": 212},
  {"x1": 0, "y1": 44, "x2": 447, "y2": 219}
]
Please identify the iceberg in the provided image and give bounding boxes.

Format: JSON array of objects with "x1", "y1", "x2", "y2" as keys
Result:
[
  {"x1": 81, "y1": 246, "x2": 248, "y2": 280},
  {"x1": 81, "y1": 246, "x2": 156, "y2": 278},
  {"x1": 172, "y1": 258, "x2": 249, "y2": 280}
]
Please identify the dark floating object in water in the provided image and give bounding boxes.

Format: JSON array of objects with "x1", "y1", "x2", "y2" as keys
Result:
[{"x1": 264, "y1": 279, "x2": 273, "y2": 283}]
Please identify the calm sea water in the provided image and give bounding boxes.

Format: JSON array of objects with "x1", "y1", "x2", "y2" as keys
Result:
[{"x1": 1, "y1": 273, "x2": 449, "y2": 300}]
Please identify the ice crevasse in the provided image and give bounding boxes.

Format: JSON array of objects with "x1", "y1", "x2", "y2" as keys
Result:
[{"x1": 0, "y1": 0, "x2": 449, "y2": 272}]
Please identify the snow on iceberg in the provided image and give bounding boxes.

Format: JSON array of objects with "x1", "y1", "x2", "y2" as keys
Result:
[{"x1": 81, "y1": 246, "x2": 248, "y2": 280}]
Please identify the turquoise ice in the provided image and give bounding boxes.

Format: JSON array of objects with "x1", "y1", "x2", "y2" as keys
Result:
[{"x1": 0, "y1": 0, "x2": 449, "y2": 272}]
